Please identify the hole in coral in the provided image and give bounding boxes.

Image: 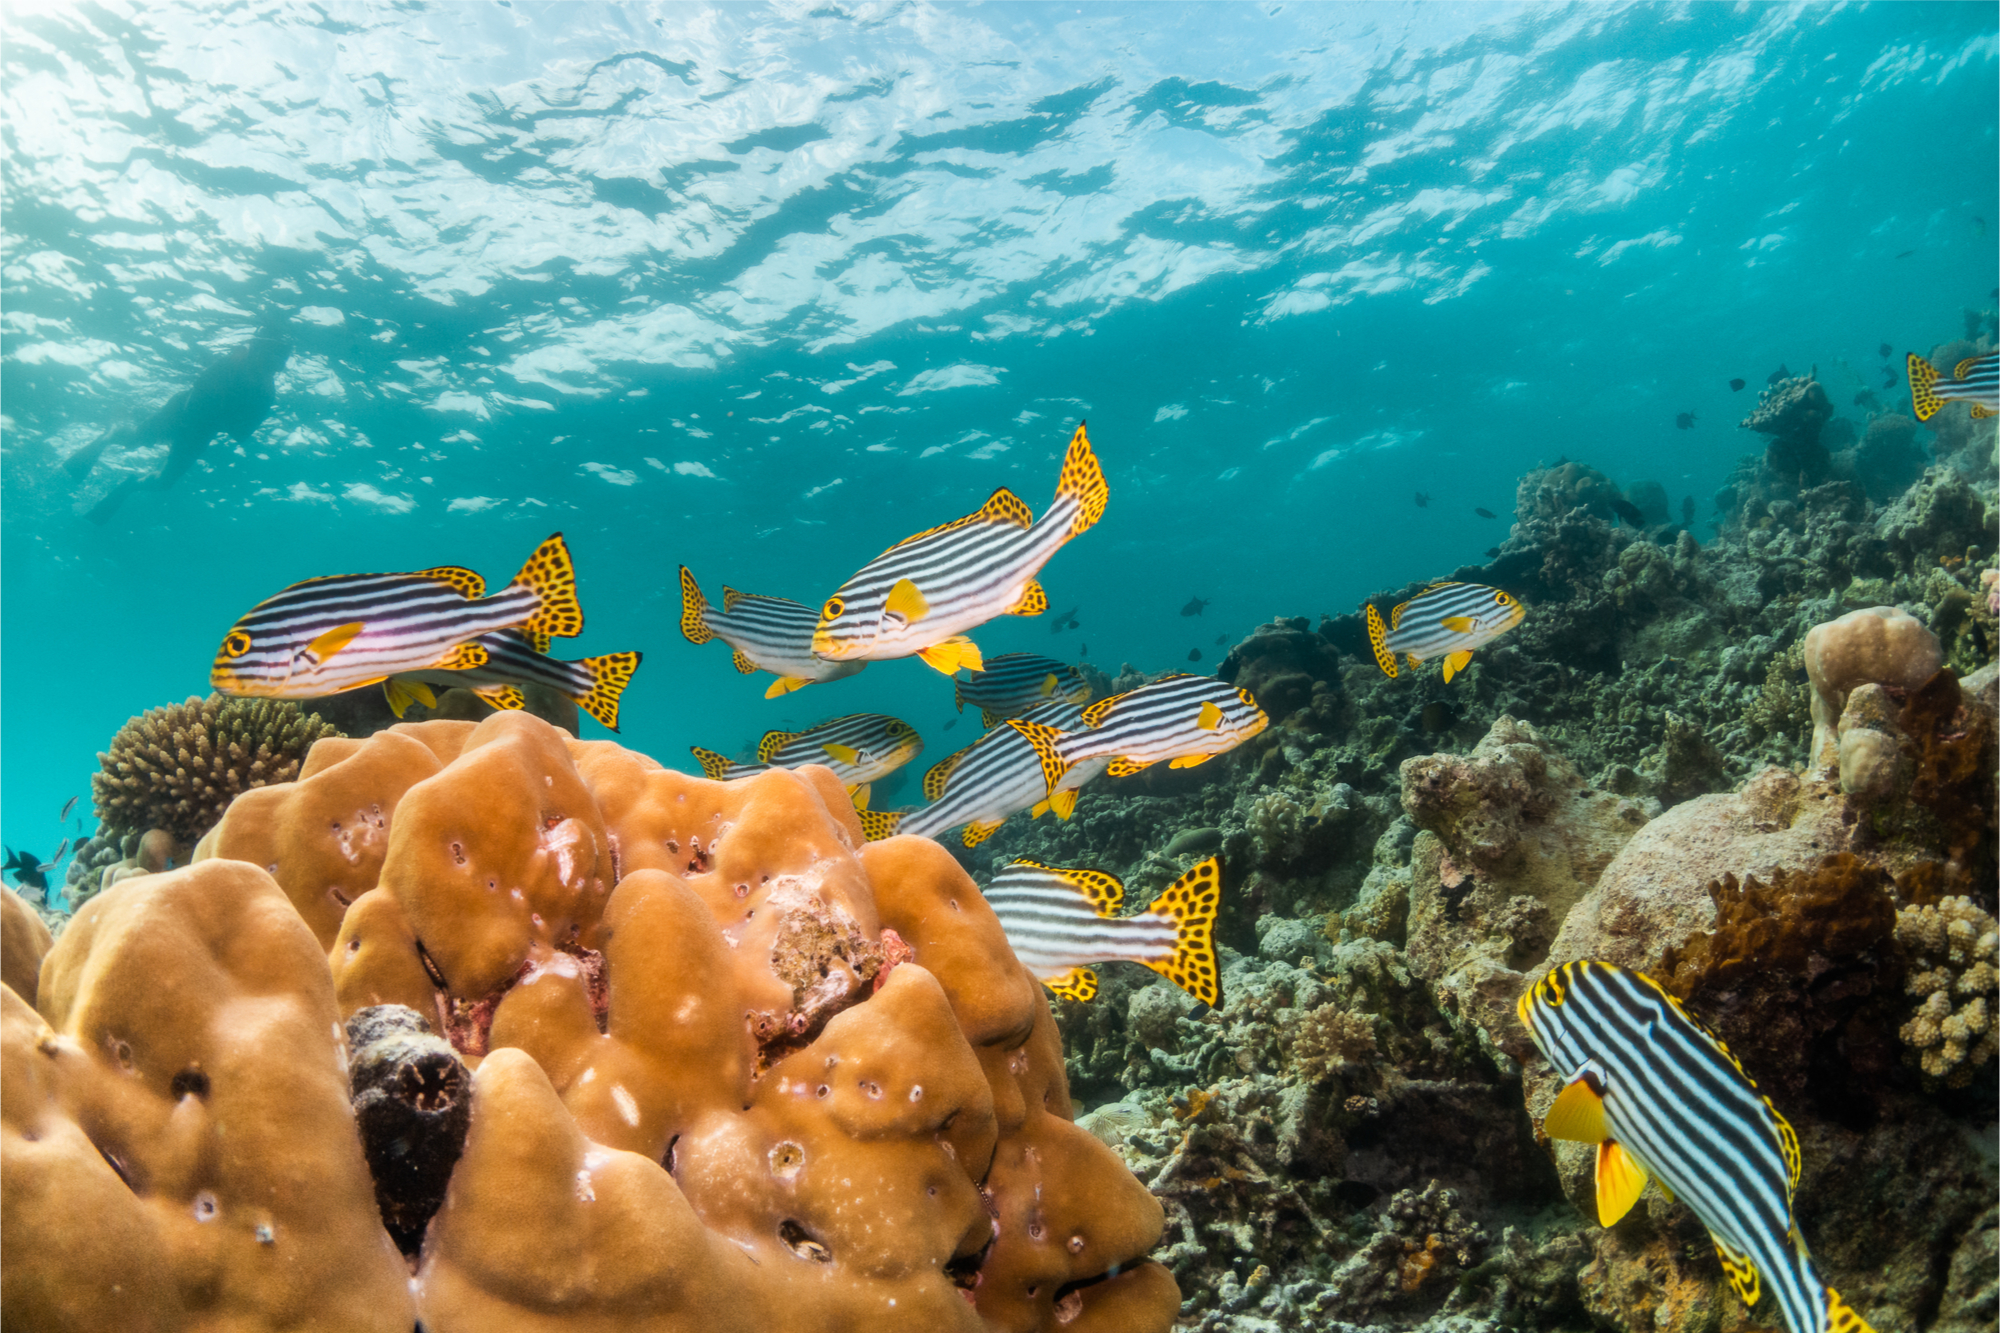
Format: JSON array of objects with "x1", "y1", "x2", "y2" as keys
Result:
[
  {"x1": 778, "y1": 1219, "x2": 831, "y2": 1263},
  {"x1": 415, "y1": 939, "x2": 449, "y2": 990},
  {"x1": 109, "y1": 1037, "x2": 133, "y2": 1069},
  {"x1": 170, "y1": 1067, "x2": 210, "y2": 1101},
  {"x1": 768, "y1": 1141, "x2": 804, "y2": 1177},
  {"x1": 193, "y1": 1191, "x2": 218, "y2": 1221},
  {"x1": 99, "y1": 1146, "x2": 134, "y2": 1190},
  {"x1": 945, "y1": 1234, "x2": 991, "y2": 1289},
  {"x1": 449, "y1": 841, "x2": 466, "y2": 866},
  {"x1": 329, "y1": 887, "x2": 352, "y2": 909},
  {"x1": 859, "y1": 1080, "x2": 882, "y2": 1099},
  {"x1": 815, "y1": 1084, "x2": 830, "y2": 1099},
  {"x1": 664, "y1": 1135, "x2": 680, "y2": 1175},
  {"x1": 1067, "y1": 1235, "x2": 1085, "y2": 1254},
  {"x1": 1028, "y1": 1221, "x2": 1046, "y2": 1241}
]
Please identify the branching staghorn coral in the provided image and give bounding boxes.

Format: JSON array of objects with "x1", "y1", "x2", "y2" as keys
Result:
[
  {"x1": 1896, "y1": 895, "x2": 1998, "y2": 1086},
  {"x1": 91, "y1": 695, "x2": 340, "y2": 844}
]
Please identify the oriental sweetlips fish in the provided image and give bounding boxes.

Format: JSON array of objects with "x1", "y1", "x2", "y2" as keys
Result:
[
  {"x1": 1365, "y1": 581, "x2": 1524, "y2": 684},
  {"x1": 956, "y1": 652, "x2": 1092, "y2": 728},
  {"x1": 384, "y1": 630, "x2": 641, "y2": 730},
  {"x1": 679, "y1": 566, "x2": 865, "y2": 698},
  {"x1": 983, "y1": 855, "x2": 1223, "y2": 1006},
  {"x1": 212, "y1": 534, "x2": 583, "y2": 700},
  {"x1": 690, "y1": 713, "x2": 922, "y2": 803},
  {"x1": 1906, "y1": 351, "x2": 1998, "y2": 422},
  {"x1": 811, "y1": 422, "x2": 1108, "y2": 676},
  {"x1": 860, "y1": 715, "x2": 1070, "y2": 846},
  {"x1": 1519, "y1": 961, "x2": 1876, "y2": 1333},
  {"x1": 1027, "y1": 673, "x2": 1267, "y2": 779}
]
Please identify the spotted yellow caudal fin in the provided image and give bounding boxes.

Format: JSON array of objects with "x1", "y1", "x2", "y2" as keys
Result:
[
  {"x1": 1044, "y1": 967, "x2": 1098, "y2": 1003},
  {"x1": 576, "y1": 651, "x2": 641, "y2": 731},
  {"x1": 473, "y1": 685, "x2": 525, "y2": 711},
  {"x1": 1139, "y1": 855, "x2": 1223, "y2": 1007},
  {"x1": 1712, "y1": 1236, "x2": 1762, "y2": 1311},
  {"x1": 419, "y1": 565, "x2": 486, "y2": 600},
  {"x1": 383, "y1": 678, "x2": 435, "y2": 718},
  {"x1": 1442, "y1": 649, "x2": 1474, "y2": 683},
  {"x1": 1009, "y1": 580, "x2": 1047, "y2": 616},
  {"x1": 1365, "y1": 604, "x2": 1398, "y2": 678},
  {"x1": 1107, "y1": 757, "x2": 1150, "y2": 777},
  {"x1": 758, "y1": 730, "x2": 799, "y2": 764},
  {"x1": 439, "y1": 641, "x2": 490, "y2": 671},
  {"x1": 689, "y1": 746, "x2": 733, "y2": 781},
  {"x1": 918, "y1": 636, "x2": 983, "y2": 675},
  {"x1": 856, "y1": 807, "x2": 901, "y2": 842},
  {"x1": 886, "y1": 577, "x2": 930, "y2": 624},
  {"x1": 1825, "y1": 1287, "x2": 1876, "y2": 1333},
  {"x1": 1595, "y1": 1140, "x2": 1648, "y2": 1226},
  {"x1": 513, "y1": 532, "x2": 584, "y2": 641},
  {"x1": 1168, "y1": 752, "x2": 1214, "y2": 770},
  {"x1": 765, "y1": 675, "x2": 810, "y2": 699},
  {"x1": 822, "y1": 742, "x2": 860, "y2": 765},
  {"x1": 678, "y1": 566, "x2": 714, "y2": 644},
  {"x1": 730, "y1": 650, "x2": 758, "y2": 675},
  {"x1": 1195, "y1": 701, "x2": 1224, "y2": 731},
  {"x1": 1004, "y1": 718, "x2": 1071, "y2": 797},
  {"x1": 1053, "y1": 422, "x2": 1109, "y2": 539},
  {"x1": 961, "y1": 819, "x2": 1003, "y2": 847},
  {"x1": 1907, "y1": 353, "x2": 1944, "y2": 421},
  {"x1": 1544, "y1": 1075, "x2": 1609, "y2": 1143}
]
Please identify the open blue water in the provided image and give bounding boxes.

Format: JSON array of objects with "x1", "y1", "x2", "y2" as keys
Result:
[{"x1": 3, "y1": 1, "x2": 1995, "y2": 862}]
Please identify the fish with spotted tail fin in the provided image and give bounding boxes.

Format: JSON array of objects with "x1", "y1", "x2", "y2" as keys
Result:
[
  {"x1": 983, "y1": 855, "x2": 1223, "y2": 1007},
  {"x1": 1519, "y1": 960, "x2": 1878, "y2": 1333},
  {"x1": 688, "y1": 713, "x2": 922, "y2": 805},
  {"x1": 383, "y1": 629, "x2": 641, "y2": 731},
  {"x1": 1364, "y1": 580, "x2": 1523, "y2": 683},
  {"x1": 679, "y1": 565, "x2": 865, "y2": 697}
]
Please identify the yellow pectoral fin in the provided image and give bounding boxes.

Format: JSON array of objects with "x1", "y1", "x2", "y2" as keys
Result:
[
  {"x1": 1195, "y1": 700, "x2": 1223, "y2": 731},
  {"x1": 1440, "y1": 616, "x2": 1476, "y2": 633},
  {"x1": 1442, "y1": 649, "x2": 1473, "y2": 683},
  {"x1": 822, "y1": 743, "x2": 860, "y2": 765},
  {"x1": 308, "y1": 621, "x2": 366, "y2": 664},
  {"x1": 1595, "y1": 1140, "x2": 1648, "y2": 1227},
  {"x1": 1047, "y1": 788, "x2": 1077, "y2": 820},
  {"x1": 765, "y1": 676, "x2": 809, "y2": 698},
  {"x1": 885, "y1": 577, "x2": 930, "y2": 623},
  {"x1": 1544, "y1": 1076, "x2": 1609, "y2": 1143},
  {"x1": 1040, "y1": 673, "x2": 1058, "y2": 697},
  {"x1": 1168, "y1": 753, "x2": 1214, "y2": 769}
]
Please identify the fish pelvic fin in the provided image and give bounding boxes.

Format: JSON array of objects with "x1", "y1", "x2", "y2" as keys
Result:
[
  {"x1": 1009, "y1": 579, "x2": 1048, "y2": 617},
  {"x1": 1167, "y1": 753, "x2": 1214, "y2": 770},
  {"x1": 1442, "y1": 649, "x2": 1474, "y2": 683},
  {"x1": 1365, "y1": 604, "x2": 1398, "y2": 678},
  {"x1": 1053, "y1": 421, "x2": 1109, "y2": 539},
  {"x1": 1044, "y1": 967, "x2": 1098, "y2": 1003},
  {"x1": 418, "y1": 565, "x2": 487, "y2": 600},
  {"x1": 689, "y1": 746, "x2": 734, "y2": 781},
  {"x1": 513, "y1": 532, "x2": 585, "y2": 641},
  {"x1": 1047, "y1": 787, "x2": 1078, "y2": 820},
  {"x1": 923, "y1": 748, "x2": 967, "y2": 801},
  {"x1": 576, "y1": 650, "x2": 641, "y2": 731},
  {"x1": 1825, "y1": 1288, "x2": 1876, "y2": 1333},
  {"x1": 1595, "y1": 1140, "x2": 1648, "y2": 1227},
  {"x1": 856, "y1": 808, "x2": 902, "y2": 842},
  {"x1": 678, "y1": 566, "x2": 715, "y2": 644},
  {"x1": 758, "y1": 730, "x2": 800, "y2": 764},
  {"x1": 383, "y1": 678, "x2": 434, "y2": 718},
  {"x1": 918, "y1": 636, "x2": 983, "y2": 675},
  {"x1": 1907, "y1": 353, "x2": 1942, "y2": 421},
  {"x1": 1712, "y1": 1236, "x2": 1762, "y2": 1313},
  {"x1": 764, "y1": 675, "x2": 810, "y2": 699},
  {"x1": 1003, "y1": 718, "x2": 1071, "y2": 797},
  {"x1": 1139, "y1": 854, "x2": 1223, "y2": 1007},
  {"x1": 961, "y1": 819, "x2": 1003, "y2": 847}
]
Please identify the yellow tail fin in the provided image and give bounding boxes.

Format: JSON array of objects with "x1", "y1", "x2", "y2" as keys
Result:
[
  {"x1": 1053, "y1": 421, "x2": 1109, "y2": 539},
  {"x1": 1004, "y1": 718, "x2": 1071, "y2": 797},
  {"x1": 1365, "y1": 604, "x2": 1398, "y2": 678},
  {"x1": 576, "y1": 650, "x2": 641, "y2": 731},
  {"x1": 513, "y1": 533, "x2": 585, "y2": 641},
  {"x1": 1907, "y1": 353, "x2": 1943, "y2": 422},
  {"x1": 1139, "y1": 854, "x2": 1222, "y2": 1006},
  {"x1": 689, "y1": 746, "x2": 734, "y2": 781},
  {"x1": 678, "y1": 566, "x2": 714, "y2": 644}
]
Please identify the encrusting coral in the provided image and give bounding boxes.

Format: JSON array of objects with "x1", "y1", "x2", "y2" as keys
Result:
[{"x1": 1895, "y1": 896, "x2": 1999, "y2": 1085}]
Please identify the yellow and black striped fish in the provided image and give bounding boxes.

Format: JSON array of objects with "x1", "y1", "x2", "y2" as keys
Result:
[
  {"x1": 1017, "y1": 673, "x2": 1266, "y2": 783},
  {"x1": 679, "y1": 566, "x2": 865, "y2": 699},
  {"x1": 985, "y1": 855, "x2": 1222, "y2": 1007},
  {"x1": 955, "y1": 652, "x2": 1092, "y2": 728},
  {"x1": 1906, "y1": 350, "x2": 1998, "y2": 422},
  {"x1": 1365, "y1": 580, "x2": 1523, "y2": 683},
  {"x1": 1518, "y1": 961, "x2": 1877, "y2": 1333},
  {"x1": 811, "y1": 422, "x2": 1109, "y2": 676},
  {"x1": 689, "y1": 713, "x2": 922, "y2": 803},
  {"x1": 211, "y1": 534, "x2": 583, "y2": 701},
  {"x1": 861, "y1": 713, "x2": 1071, "y2": 847},
  {"x1": 382, "y1": 630, "x2": 642, "y2": 731}
]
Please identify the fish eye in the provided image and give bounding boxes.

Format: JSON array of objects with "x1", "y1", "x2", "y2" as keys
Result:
[
  {"x1": 1494, "y1": 592, "x2": 1512, "y2": 606},
  {"x1": 222, "y1": 631, "x2": 252, "y2": 658},
  {"x1": 822, "y1": 596, "x2": 845, "y2": 620}
]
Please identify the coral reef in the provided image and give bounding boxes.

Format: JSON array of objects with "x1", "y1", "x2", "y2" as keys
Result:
[{"x1": 1896, "y1": 896, "x2": 1998, "y2": 1085}]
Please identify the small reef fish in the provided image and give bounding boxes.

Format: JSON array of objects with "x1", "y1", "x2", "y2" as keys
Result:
[
  {"x1": 2, "y1": 847, "x2": 48, "y2": 895},
  {"x1": 1365, "y1": 581, "x2": 1524, "y2": 684},
  {"x1": 383, "y1": 630, "x2": 642, "y2": 731},
  {"x1": 1214, "y1": 633, "x2": 1226, "y2": 646},
  {"x1": 1608, "y1": 496, "x2": 1648, "y2": 529},
  {"x1": 1033, "y1": 674, "x2": 1268, "y2": 778},
  {"x1": 1519, "y1": 961, "x2": 1878, "y2": 1333},
  {"x1": 1906, "y1": 351, "x2": 1998, "y2": 422},
  {"x1": 58, "y1": 796, "x2": 77, "y2": 823},
  {"x1": 1675, "y1": 411, "x2": 1696, "y2": 430},
  {"x1": 1894, "y1": 249, "x2": 1915, "y2": 259},
  {"x1": 1413, "y1": 491, "x2": 1429, "y2": 508},
  {"x1": 43, "y1": 839, "x2": 69, "y2": 871},
  {"x1": 1474, "y1": 506, "x2": 1497, "y2": 519},
  {"x1": 1768, "y1": 364, "x2": 1790, "y2": 384},
  {"x1": 861, "y1": 715, "x2": 1072, "y2": 847},
  {"x1": 690, "y1": 713, "x2": 922, "y2": 803},
  {"x1": 1049, "y1": 606, "x2": 1080, "y2": 633},
  {"x1": 1187, "y1": 648, "x2": 1201, "y2": 662},
  {"x1": 1882, "y1": 370, "x2": 1897, "y2": 390},
  {"x1": 1729, "y1": 378, "x2": 1746, "y2": 392},
  {"x1": 1181, "y1": 596, "x2": 1209, "y2": 616},
  {"x1": 679, "y1": 566, "x2": 864, "y2": 698},
  {"x1": 984, "y1": 855, "x2": 1223, "y2": 1006},
  {"x1": 954, "y1": 652, "x2": 1091, "y2": 728},
  {"x1": 212, "y1": 534, "x2": 583, "y2": 701},
  {"x1": 1078, "y1": 642, "x2": 1087, "y2": 657},
  {"x1": 812, "y1": 422, "x2": 1108, "y2": 676},
  {"x1": 1878, "y1": 343, "x2": 1892, "y2": 359}
]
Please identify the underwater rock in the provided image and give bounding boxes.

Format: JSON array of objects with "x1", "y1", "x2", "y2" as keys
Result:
[
  {"x1": 1803, "y1": 605, "x2": 1942, "y2": 773},
  {"x1": 1878, "y1": 464, "x2": 1994, "y2": 570},
  {"x1": 1846, "y1": 411, "x2": 1926, "y2": 502},
  {"x1": 1216, "y1": 616, "x2": 1344, "y2": 729},
  {"x1": 1739, "y1": 373, "x2": 1834, "y2": 482}
]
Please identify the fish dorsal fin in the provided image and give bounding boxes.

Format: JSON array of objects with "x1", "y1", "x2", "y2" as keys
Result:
[
  {"x1": 472, "y1": 685, "x2": 525, "y2": 712},
  {"x1": 1003, "y1": 718, "x2": 1070, "y2": 797},
  {"x1": 1016, "y1": 857, "x2": 1124, "y2": 914},
  {"x1": 1953, "y1": 356, "x2": 1981, "y2": 379},
  {"x1": 721, "y1": 586, "x2": 746, "y2": 614},
  {"x1": 689, "y1": 746, "x2": 733, "y2": 781},
  {"x1": 1009, "y1": 580, "x2": 1047, "y2": 617},
  {"x1": 887, "y1": 487, "x2": 1029, "y2": 553},
  {"x1": 764, "y1": 675, "x2": 809, "y2": 698},
  {"x1": 1081, "y1": 693, "x2": 1121, "y2": 727},
  {"x1": 757, "y1": 730, "x2": 798, "y2": 764},
  {"x1": 678, "y1": 566, "x2": 714, "y2": 644},
  {"x1": 1823, "y1": 1288, "x2": 1875, "y2": 1333},
  {"x1": 511, "y1": 532, "x2": 584, "y2": 641},
  {"x1": 961, "y1": 819, "x2": 1003, "y2": 847},
  {"x1": 1767, "y1": 1098, "x2": 1802, "y2": 1198},
  {"x1": 821, "y1": 742, "x2": 860, "y2": 765},
  {"x1": 855, "y1": 808, "x2": 901, "y2": 842},
  {"x1": 1442, "y1": 648, "x2": 1474, "y2": 683},
  {"x1": 1712, "y1": 1236, "x2": 1762, "y2": 1312},
  {"x1": 1389, "y1": 599, "x2": 1410, "y2": 631},
  {"x1": 1544, "y1": 1072, "x2": 1609, "y2": 1143},
  {"x1": 1365, "y1": 604, "x2": 1398, "y2": 679},
  {"x1": 1106, "y1": 757, "x2": 1149, "y2": 777},
  {"x1": 1595, "y1": 1140, "x2": 1648, "y2": 1227},
  {"x1": 1139, "y1": 855, "x2": 1223, "y2": 1007},
  {"x1": 1054, "y1": 423, "x2": 1108, "y2": 539},
  {"x1": 923, "y1": 748, "x2": 968, "y2": 801},
  {"x1": 418, "y1": 565, "x2": 486, "y2": 600},
  {"x1": 1043, "y1": 967, "x2": 1098, "y2": 1003}
]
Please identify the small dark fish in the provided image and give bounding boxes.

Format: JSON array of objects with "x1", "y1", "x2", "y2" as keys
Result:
[
  {"x1": 1049, "y1": 606, "x2": 1080, "y2": 634},
  {"x1": 1878, "y1": 343, "x2": 1892, "y2": 360},
  {"x1": 1675, "y1": 412, "x2": 1696, "y2": 430},
  {"x1": 1181, "y1": 596, "x2": 1209, "y2": 617},
  {"x1": 1883, "y1": 371, "x2": 1897, "y2": 390},
  {"x1": 1484, "y1": 546, "x2": 1501, "y2": 558},
  {"x1": 1078, "y1": 643, "x2": 1087, "y2": 657},
  {"x1": 1420, "y1": 701, "x2": 1453, "y2": 733},
  {"x1": 1414, "y1": 491, "x2": 1430, "y2": 508},
  {"x1": 943, "y1": 718, "x2": 958, "y2": 731},
  {"x1": 1853, "y1": 390, "x2": 1881, "y2": 410},
  {"x1": 1976, "y1": 217, "x2": 1987, "y2": 237},
  {"x1": 58, "y1": 796, "x2": 78, "y2": 823},
  {"x1": 1894, "y1": 249, "x2": 1915, "y2": 259},
  {"x1": 2, "y1": 846, "x2": 47, "y2": 894},
  {"x1": 1768, "y1": 364, "x2": 1789, "y2": 385},
  {"x1": 1474, "y1": 506, "x2": 1496, "y2": 519},
  {"x1": 1728, "y1": 378, "x2": 1746, "y2": 392},
  {"x1": 1609, "y1": 496, "x2": 1648, "y2": 528},
  {"x1": 1187, "y1": 648, "x2": 1202, "y2": 662},
  {"x1": 1681, "y1": 496, "x2": 1695, "y2": 525},
  {"x1": 1214, "y1": 633, "x2": 1226, "y2": 646}
]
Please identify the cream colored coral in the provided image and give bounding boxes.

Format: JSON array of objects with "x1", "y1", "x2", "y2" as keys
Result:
[
  {"x1": 1897, "y1": 896, "x2": 2000, "y2": 1086},
  {"x1": 1802, "y1": 607, "x2": 1942, "y2": 774}
]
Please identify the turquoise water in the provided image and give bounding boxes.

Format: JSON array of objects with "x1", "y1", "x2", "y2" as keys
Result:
[{"x1": 2, "y1": 1, "x2": 1995, "y2": 856}]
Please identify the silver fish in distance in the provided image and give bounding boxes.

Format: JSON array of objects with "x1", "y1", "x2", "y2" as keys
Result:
[
  {"x1": 690, "y1": 713, "x2": 922, "y2": 804},
  {"x1": 1365, "y1": 580, "x2": 1523, "y2": 683},
  {"x1": 955, "y1": 652, "x2": 1092, "y2": 728},
  {"x1": 985, "y1": 855, "x2": 1222, "y2": 1006},
  {"x1": 679, "y1": 566, "x2": 865, "y2": 698},
  {"x1": 212, "y1": 534, "x2": 584, "y2": 701},
  {"x1": 382, "y1": 629, "x2": 642, "y2": 731},
  {"x1": 811, "y1": 423, "x2": 1108, "y2": 675}
]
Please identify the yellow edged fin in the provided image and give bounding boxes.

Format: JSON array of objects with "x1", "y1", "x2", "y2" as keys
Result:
[
  {"x1": 721, "y1": 587, "x2": 745, "y2": 614},
  {"x1": 1107, "y1": 757, "x2": 1149, "y2": 777},
  {"x1": 821, "y1": 742, "x2": 860, "y2": 765},
  {"x1": 678, "y1": 566, "x2": 714, "y2": 644},
  {"x1": 472, "y1": 685, "x2": 525, "y2": 711},
  {"x1": 1195, "y1": 700, "x2": 1224, "y2": 731},
  {"x1": 961, "y1": 819, "x2": 1003, "y2": 847},
  {"x1": 924, "y1": 748, "x2": 967, "y2": 801},
  {"x1": 1012, "y1": 857, "x2": 1122, "y2": 914},
  {"x1": 1168, "y1": 752, "x2": 1214, "y2": 769},
  {"x1": 1442, "y1": 649, "x2": 1473, "y2": 683},
  {"x1": 1044, "y1": 967, "x2": 1098, "y2": 1003},
  {"x1": 730, "y1": 649, "x2": 758, "y2": 675},
  {"x1": 1907, "y1": 353, "x2": 1942, "y2": 421},
  {"x1": 757, "y1": 730, "x2": 799, "y2": 763},
  {"x1": 1595, "y1": 1140, "x2": 1648, "y2": 1226},
  {"x1": 1009, "y1": 580, "x2": 1047, "y2": 616},
  {"x1": 1081, "y1": 694, "x2": 1120, "y2": 727},
  {"x1": 417, "y1": 565, "x2": 486, "y2": 600},
  {"x1": 886, "y1": 577, "x2": 930, "y2": 624},
  {"x1": 576, "y1": 650, "x2": 640, "y2": 731},
  {"x1": 979, "y1": 706, "x2": 1002, "y2": 729},
  {"x1": 1365, "y1": 604, "x2": 1398, "y2": 679},
  {"x1": 1054, "y1": 422, "x2": 1109, "y2": 539},
  {"x1": 765, "y1": 676, "x2": 810, "y2": 698},
  {"x1": 1953, "y1": 356, "x2": 1981, "y2": 379},
  {"x1": 1003, "y1": 718, "x2": 1071, "y2": 797},
  {"x1": 856, "y1": 808, "x2": 901, "y2": 842},
  {"x1": 1047, "y1": 788, "x2": 1077, "y2": 820},
  {"x1": 1030, "y1": 798, "x2": 1051, "y2": 818},
  {"x1": 1973, "y1": 404, "x2": 1995, "y2": 419},
  {"x1": 689, "y1": 746, "x2": 734, "y2": 781},
  {"x1": 383, "y1": 678, "x2": 435, "y2": 718},
  {"x1": 1440, "y1": 616, "x2": 1477, "y2": 633},
  {"x1": 849, "y1": 784, "x2": 870, "y2": 808},
  {"x1": 1768, "y1": 1098, "x2": 1802, "y2": 1197},
  {"x1": 1712, "y1": 1236, "x2": 1762, "y2": 1311},
  {"x1": 1039, "y1": 673, "x2": 1058, "y2": 698},
  {"x1": 917, "y1": 636, "x2": 983, "y2": 675},
  {"x1": 1824, "y1": 1288, "x2": 1876, "y2": 1333},
  {"x1": 1544, "y1": 1075, "x2": 1609, "y2": 1143},
  {"x1": 306, "y1": 621, "x2": 366, "y2": 665},
  {"x1": 1390, "y1": 599, "x2": 1410, "y2": 631},
  {"x1": 1138, "y1": 855, "x2": 1222, "y2": 1007},
  {"x1": 512, "y1": 532, "x2": 584, "y2": 640},
  {"x1": 440, "y1": 641, "x2": 490, "y2": 670}
]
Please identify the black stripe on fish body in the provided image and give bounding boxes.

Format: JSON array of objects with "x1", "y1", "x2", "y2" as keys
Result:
[
  {"x1": 956, "y1": 653, "x2": 1086, "y2": 708},
  {"x1": 898, "y1": 727, "x2": 1049, "y2": 841},
  {"x1": 762, "y1": 714, "x2": 920, "y2": 779},
  {"x1": 1067, "y1": 676, "x2": 1264, "y2": 762}
]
